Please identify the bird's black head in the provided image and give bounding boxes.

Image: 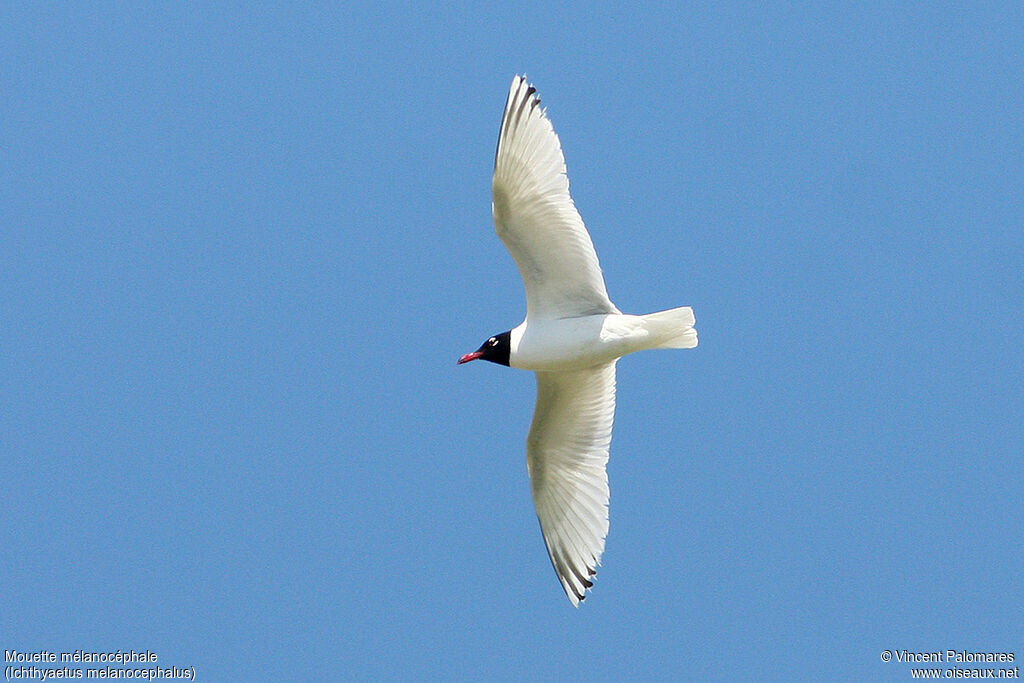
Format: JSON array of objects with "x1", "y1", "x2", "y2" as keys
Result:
[{"x1": 458, "y1": 331, "x2": 511, "y2": 367}]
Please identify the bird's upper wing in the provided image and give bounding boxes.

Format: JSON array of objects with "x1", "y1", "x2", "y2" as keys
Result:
[
  {"x1": 527, "y1": 362, "x2": 616, "y2": 605},
  {"x1": 492, "y1": 75, "x2": 618, "y2": 321}
]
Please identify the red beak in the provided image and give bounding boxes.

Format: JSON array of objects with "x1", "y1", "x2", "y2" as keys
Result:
[{"x1": 457, "y1": 350, "x2": 484, "y2": 365}]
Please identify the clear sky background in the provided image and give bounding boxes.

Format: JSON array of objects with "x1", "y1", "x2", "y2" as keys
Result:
[{"x1": 3, "y1": 3, "x2": 1022, "y2": 681}]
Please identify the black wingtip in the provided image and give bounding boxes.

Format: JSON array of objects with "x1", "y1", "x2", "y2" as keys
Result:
[{"x1": 525, "y1": 83, "x2": 541, "y2": 110}]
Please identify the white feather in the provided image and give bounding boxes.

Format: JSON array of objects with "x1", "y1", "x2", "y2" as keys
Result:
[
  {"x1": 492, "y1": 75, "x2": 618, "y2": 321},
  {"x1": 527, "y1": 363, "x2": 616, "y2": 606}
]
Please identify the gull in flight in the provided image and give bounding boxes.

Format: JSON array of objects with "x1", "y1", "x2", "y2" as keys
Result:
[{"x1": 459, "y1": 75, "x2": 698, "y2": 605}]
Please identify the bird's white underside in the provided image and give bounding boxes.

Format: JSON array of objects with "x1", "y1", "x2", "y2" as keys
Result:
[
  {"x1": 489, "y1": 75, "x2": 696, "y2": 605},
  {"x1": 492, "y1": 75, "x2": 619, "y2": 606}
]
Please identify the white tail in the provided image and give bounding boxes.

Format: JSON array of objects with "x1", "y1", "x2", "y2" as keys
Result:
[{"x1": 642, "y1": 306, "x2": 698, "y2": 349}]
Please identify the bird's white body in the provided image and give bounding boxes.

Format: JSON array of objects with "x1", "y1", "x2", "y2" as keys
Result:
[
  {"x1": 461, "y1": 75, "x2": 698, "y2": 605},
  {"x1": 510, "y1": 308, "x2": 697, "y2": 372}
]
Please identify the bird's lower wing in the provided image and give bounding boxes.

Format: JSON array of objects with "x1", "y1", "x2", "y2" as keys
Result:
[{"x1": 527, "y1": 362, "x2": 616, "y2": 605}]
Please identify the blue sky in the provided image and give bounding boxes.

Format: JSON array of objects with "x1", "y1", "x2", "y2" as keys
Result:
[{"x1": 3, "y1": 3, "x2": 1022, "y2": 681}]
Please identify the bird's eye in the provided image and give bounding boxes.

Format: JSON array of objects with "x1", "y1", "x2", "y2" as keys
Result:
[{"x1": 488, "y1": 337, "x2": 498, "y2": 346}]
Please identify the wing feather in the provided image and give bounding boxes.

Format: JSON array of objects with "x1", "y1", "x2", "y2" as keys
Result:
[
  {"x1": 527, "y1": 362, "x2": 616, "y2": 605},
  {"x1": 492, "y1": 75, "x2": 618, "y2": 320}
]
